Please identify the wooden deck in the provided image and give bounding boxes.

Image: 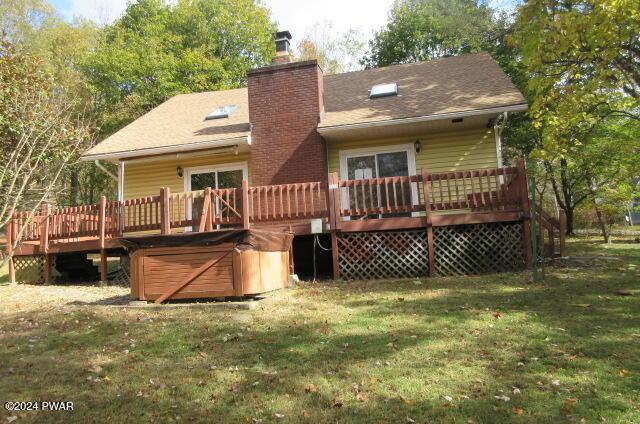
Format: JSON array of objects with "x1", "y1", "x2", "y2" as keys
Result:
[{"x1": 6, "y1": 159, "x2": 566, "y2": 282}]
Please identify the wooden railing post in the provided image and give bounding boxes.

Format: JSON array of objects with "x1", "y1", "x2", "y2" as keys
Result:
[
  {"x1": 421, "y1": 169, "x2": 436, "y2": 277},
  {"x1": 327, "y1": 173, "x2": 341, "y2": 279},
  {"x1": 516, "y1": 158, "x2": 533, "y2": 266},
  {"x1": 242, "y1": 180, "x2": 250, "y2": 229},
  {"x1": 39, "y1": 203, "x2": 50, "y2": 254},
  {"x1": 160, "y1": 187, "x2": 171, "y2": 234},
  {"x1": 38, "y1": 202, "x2": 52, "y2": 284},
  {"x1": 98, "y1": 195, "x2": 108, "y2": 285},
  {"x1": 559, "y1": 209, "x2": 567, "y2": 257},
  {"x1": 7, "y1": 216, "x2": 16, "y2": 284}
]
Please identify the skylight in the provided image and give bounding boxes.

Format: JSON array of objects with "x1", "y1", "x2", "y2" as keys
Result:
[
  {"x1": 369, "y1": 83, "x2": 398, "y2": 99},
  {"x1": 205, "y1": 104, "x2": 238, "y2": 120}
]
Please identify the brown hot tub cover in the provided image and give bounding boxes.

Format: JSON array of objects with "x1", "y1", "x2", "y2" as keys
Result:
[{"x1": 120, "y1": 229, "x2": 293, "y2": 252}]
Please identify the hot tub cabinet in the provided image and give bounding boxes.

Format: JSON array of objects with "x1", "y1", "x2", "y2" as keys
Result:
[{"x1": 123, "y1": 230, "x2": 293, "y2": 303}]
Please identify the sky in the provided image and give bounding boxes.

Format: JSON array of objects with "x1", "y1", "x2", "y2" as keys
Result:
[{"x1": 51, "y1": 0, "x2": 520, "y2": 43}]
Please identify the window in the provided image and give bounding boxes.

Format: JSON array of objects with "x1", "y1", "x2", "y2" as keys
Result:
[
  {"x1": 205, "y1": 104, "x2": 238, "y2": 120},
  {"x1": 369, "y1": 83, "x2": 398, "y2": 99}
]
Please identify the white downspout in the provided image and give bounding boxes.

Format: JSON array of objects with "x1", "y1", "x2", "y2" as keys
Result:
[
  {"x1": 493, "y1": 112, "x2": 508, "y2": 168},
  {"x1": 94, "y1": 160, "x2": 118, "y2": 181},
  {"x1": 117, "y1": 161, "x2": 125, "y2": 202}
]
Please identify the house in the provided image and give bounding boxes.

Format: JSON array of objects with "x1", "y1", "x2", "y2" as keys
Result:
[{"x1": 7, "y1": 31, "x2": 565, "y2": 289}]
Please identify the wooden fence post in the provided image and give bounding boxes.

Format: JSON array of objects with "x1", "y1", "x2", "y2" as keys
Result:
[
  {"x1": 160, "y1": 187, "x2": 171, "y2": 235},
  {"x1": 7, "y1": 216, "x2": 16, "y2": 284},
  {"x1": 98, "y1": 195, "x2": 108, "y2": 285},
  {"x1": 559, "y1": 209, "x2": 567, "y2": 257},
  {"x1": 242, "y1": 180, "x2": 250, "y2": 229},
  {"x1": 327, "y1": 173, "x2": 340, "y2": 279},
  {"x1": 516, "y1": 158, "x2": 533, "y2": 266},
  {"x1": 421, "y1": 169, "x2": 436, "y2": 277}
]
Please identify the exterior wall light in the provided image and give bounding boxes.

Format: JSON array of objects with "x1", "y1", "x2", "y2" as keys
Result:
[
  {"x1": 177, "y1": 165, "x2": 183, "y2": 177},
  {"x1": 414, "y1": 140, "x2": 422, "y2": 153}
]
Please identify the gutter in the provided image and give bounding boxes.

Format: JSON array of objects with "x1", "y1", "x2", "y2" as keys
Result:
[
  {"x1": 80, "y1": 135, "x2": 250, "y2": 162},
  {"x1": 317, "y1": 104, "x2": 528, "y2": 135}
]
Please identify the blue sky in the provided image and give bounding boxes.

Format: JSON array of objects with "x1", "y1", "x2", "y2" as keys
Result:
[{"x1": 50, "y1": 0, "x2": 520, "y2": 43}]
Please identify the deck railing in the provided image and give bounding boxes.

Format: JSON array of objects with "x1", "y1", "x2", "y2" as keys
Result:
[
  {"x1": 248, "y1": 182, "x2": 327, "y2": 222},
  {"x1": 7, "y1": 161, "x2": 535, "y2": 252}
]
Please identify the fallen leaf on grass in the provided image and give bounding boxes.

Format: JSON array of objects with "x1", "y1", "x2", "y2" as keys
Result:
[
  {"x1": 493, "y1": 312, "x2": 502, "y2": 319},
  {"x1": 273, "y1": 413, "x2": 285, "y2": 419},
  {"x1": 198, "y1": 351, "x2": 208, "y2": 358},
  {"x1": 494, "y1": 395, "x2": 510, "y2": 402},
  {"x1": 329, "y1": 398, "x2": 343, "y2": 408},
  {"x1": 355, "y1": 392, "x2": 368, "y2": 402},
  {"x1": 399, "y1": 395, "x2": 415, "y2": 404},
  {"x1": 619, "y1": 369, "x2": 630, "y2": 378},
  {"x1": 305, "y1": 383, "x2": 317, "y2": 393},
  {"x1": 301, "y1": 410, "x2": 310, "y2": 418},
  {"x1": 564, "y1": 398, "x2": 578, "y2": 406},
  {"x1": 512, "y1": 406, "x2": 525, "y2": 415}
]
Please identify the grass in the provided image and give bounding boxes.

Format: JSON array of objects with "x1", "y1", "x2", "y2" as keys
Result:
[{"x1": 0, "y1": 239, "x2": 639, "y2": 423}]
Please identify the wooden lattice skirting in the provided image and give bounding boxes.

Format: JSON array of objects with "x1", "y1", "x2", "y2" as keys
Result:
[
  {"x1": 433, "y1": 222, "x2": 524, "y2": 276},
  {"x1": 337, "y1": 230, "x2": 429, "y2": 280},
  {"x1": 110, "y1": 256, "x2": 131, "y2": 286},
  {"x1": 13, "y1": 255, "x2": 55, "y2": 284}
]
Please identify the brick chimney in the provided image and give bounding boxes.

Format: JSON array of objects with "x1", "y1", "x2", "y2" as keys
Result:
[
  {"x1": 273, "y1": 30, "x2": 292, "y2": 64},
  {"x1": 248, "y1": 31, "x2": 326, "y2": 186}
]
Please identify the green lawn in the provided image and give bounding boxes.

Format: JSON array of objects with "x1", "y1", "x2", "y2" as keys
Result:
[{"x1": 0, "y1": 239, "x2": 638, "y2": 423}]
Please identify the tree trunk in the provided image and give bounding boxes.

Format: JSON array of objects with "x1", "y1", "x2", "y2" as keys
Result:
[
  {"x1": 564, "y1": 206, "x2": 575, "y2": 236},
  {"x1": 593, "y1": 201, "x2": 609, "y2": 243}
]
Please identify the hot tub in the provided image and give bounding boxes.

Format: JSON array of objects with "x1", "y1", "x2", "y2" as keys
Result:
[{"x1": 121, "y1": 230, "x2": 293, "y2": 303}]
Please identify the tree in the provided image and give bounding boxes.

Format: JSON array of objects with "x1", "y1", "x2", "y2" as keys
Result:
[
  {"x1": 296, "y1": 21, "x2": 365, "y2": 75},
  {"x1": 362, "y1": 0, "x2": 499, "y2": 67},
  {"x1": 0, "y1": 37, "x2": 94, "y2": 249},
  {"x1": 512, "y1": 0, "x2": 640, "y2": 235},
  {"x1": 82, "y1": 0, "x2": 276, "y2": 136},
  {"x1": 514, "y1": 0, "x2": 640, "y2": 153}
]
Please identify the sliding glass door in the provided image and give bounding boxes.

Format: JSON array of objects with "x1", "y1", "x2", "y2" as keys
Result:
[{"x1": 341, "y1": 147, "x2": 416, "y2": 218}]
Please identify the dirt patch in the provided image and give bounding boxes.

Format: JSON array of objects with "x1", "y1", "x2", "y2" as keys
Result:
[{"x1": 0, "y1": 284, "x2": 130, "y2": 314}]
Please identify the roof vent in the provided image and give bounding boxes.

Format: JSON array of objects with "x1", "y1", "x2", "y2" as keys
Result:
[
  {"x1": 369, "y1": 83, "x2": 398, "y2": 99},
  {"x1": 205, "y1": 104, "x2": 238, "y2": 120}
]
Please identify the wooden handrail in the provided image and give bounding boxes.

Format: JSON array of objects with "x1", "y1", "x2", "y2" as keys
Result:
[{"x1": 8, "y1": 162, "x2": 534, "y2": 253}]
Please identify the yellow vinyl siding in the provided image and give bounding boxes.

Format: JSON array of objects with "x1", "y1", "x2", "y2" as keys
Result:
[
  {"x1": 123, "y1": 152, "x2": 251, "y2": 200},
  {"x1": 327, "y1": 127, "x2": 498, "y2": 176}
]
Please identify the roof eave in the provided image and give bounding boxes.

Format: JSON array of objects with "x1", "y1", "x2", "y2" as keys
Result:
[
  {"x1": 317, "y1": 103, "x2": 528, "y2": 135},
  {"x1": 81, "y1": 135, "x2": 251, "y2": 162}
]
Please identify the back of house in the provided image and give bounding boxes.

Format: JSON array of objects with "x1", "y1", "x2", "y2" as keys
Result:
[{"x1": 10, "y1": 31, "x2": 565, "y2": 289}]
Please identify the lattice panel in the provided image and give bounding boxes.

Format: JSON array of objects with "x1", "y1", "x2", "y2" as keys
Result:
[
  {"x1": 111, "y1": 256, "x2": 131, "y2": 286},
  {"x1": 14, "y1": 255, "x2": 51, "y2": 284},
  {"x1": 433, "y1": 222, "x2": 524, "y2": 276},
  {"x1": 338, "y1": 230, "x2": 429, "y2": 280}
]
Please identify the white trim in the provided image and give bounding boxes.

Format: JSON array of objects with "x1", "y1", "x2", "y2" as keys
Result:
[
  {"x1": 80, "y1": 136, "x2": 249, "y2": 161},
  {"x1": 117, "y1": 161, "x2": 125, "y2": 202},
  {"x1": 318, "y1": 104, "x2": 528, "y2": 135},
  {"x1": 183, "y1": 161, "x2": 248, "y2": 192},
  {"x1": 338, "y1": 143, "x2": 419, "y2": 218}
]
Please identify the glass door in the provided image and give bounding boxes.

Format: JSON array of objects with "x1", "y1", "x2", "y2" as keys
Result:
[
  {"x1": 344, "y1": 150, "x2": 412, "y2": 218},
  {"x1": 185, "y1": 165, "x2": 246, "y2": 230}
]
